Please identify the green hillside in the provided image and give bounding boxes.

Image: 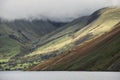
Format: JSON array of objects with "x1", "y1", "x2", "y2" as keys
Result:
[
  {"x1": 0, "y1": 19, "x2": 66, "y2": 70},
  {"x1": 29, "y1": 7, "x2": 120, "y2": 71},
  {"x1": 0, "y1": 7, "x2": 120, "y2": 71},
  {"x1": 27, "y1": 7, "x2": 120, "y2": 57},
  {"x1": 43, "y1": 24, "x2": 120, "y2": 71}
]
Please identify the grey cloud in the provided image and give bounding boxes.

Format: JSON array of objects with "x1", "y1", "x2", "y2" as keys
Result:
[{"x1": 0, "y1": 0, "x2": 120, "y2": 22}]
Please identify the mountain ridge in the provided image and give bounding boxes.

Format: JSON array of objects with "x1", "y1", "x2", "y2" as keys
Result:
[
  {"x1": 29, "y1": 21, "x2": 120, "y2": 71},
  {"x1": 28, "y1": 7, "x2": 120, "y2": 71},
  {"x1": 0, "y1": 7, "x2": 120, "y2": 71}
]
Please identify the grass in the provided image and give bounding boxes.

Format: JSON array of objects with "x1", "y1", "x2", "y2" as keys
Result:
[
  {"x1": 38, "y1": 35, "x2": 70, "y2": 50},
  {"x1": 27, "y1": 15, "x2": 88, "y2": 57},
  {"x1": 0, "y1": 35, "x2": 21, "y2": 61},
  {"x1": 0, "y1": 59, "x2": 9, "y2": 62},
  {"x1": 27, "y1": 34, "x2": 72, "y2": 56}
]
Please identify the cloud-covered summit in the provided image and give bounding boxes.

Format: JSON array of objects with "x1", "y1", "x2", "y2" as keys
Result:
[{"x1": 0, "y1": 0, "x2": 120, "y2": 22}]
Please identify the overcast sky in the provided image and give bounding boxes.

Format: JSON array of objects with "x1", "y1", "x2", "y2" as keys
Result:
[{"x1": 0, "y1": 0, "x2": 120, "y2": 22}]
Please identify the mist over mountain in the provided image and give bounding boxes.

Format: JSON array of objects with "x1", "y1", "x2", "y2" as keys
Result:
[
  {"x1": 0, "y1": 6, "x2": 120, "y2": 71},
  {"x1": 0, "y1": 0, "x2": 120, "y2": 22},
  {"x1": 0, "y1": 0, "x2": 120, "y2": 71}
]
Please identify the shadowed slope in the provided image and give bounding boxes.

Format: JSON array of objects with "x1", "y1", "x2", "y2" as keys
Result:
[{"x1": 0, "y1": 19, "x2": 65, "y2": 62}]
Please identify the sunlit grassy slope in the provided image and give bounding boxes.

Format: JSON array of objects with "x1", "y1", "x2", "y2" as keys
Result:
[
  {"x1": 31, "y1": 23, "x2": 120, "y2": 71},
  {"x1": 26, "y1": 16, "x2": 88, "y2": 56},
  {"x1": 29, "y1": 7, "x2": 120, "y2": 71},
  {"x1": 27, "y1": 7, "x2": 120, "y2": 57}
]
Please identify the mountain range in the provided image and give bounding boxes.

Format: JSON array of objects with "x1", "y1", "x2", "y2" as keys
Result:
[{"x1": 0, "y1": 7, "x2": 120, "y2": 71}]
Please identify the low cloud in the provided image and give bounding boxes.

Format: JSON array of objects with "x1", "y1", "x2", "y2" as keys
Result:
[{"x1": 0, "y1": 0, "x2": 120, "y2": 22}]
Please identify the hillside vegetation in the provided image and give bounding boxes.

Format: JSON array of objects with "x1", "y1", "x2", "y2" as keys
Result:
[
  {"x1": 0, "y1": 20, "x2": 66, "y2": 70},
  {"x1": 29, "y1": 23, "x2": 120, "y2": 71},
  {"x1": 0, "y1": 7, "x2": 120, "y2": 71},
  {"x1": 26, "y1": 7, "x2": 120, "y2": 57},
  {"x1": 29, "y1": 7, "x2": 120, "y2": 71}
]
